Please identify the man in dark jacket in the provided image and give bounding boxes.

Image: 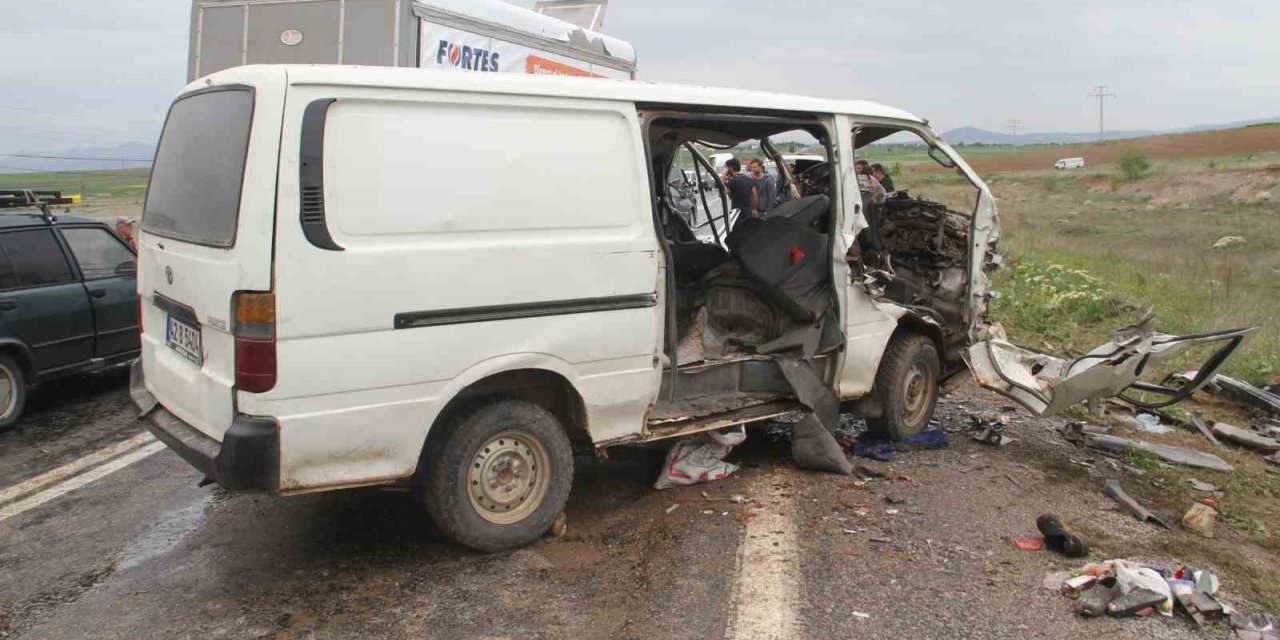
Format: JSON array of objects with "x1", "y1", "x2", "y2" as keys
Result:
[
  {"x1": 871, "y1": 163, "x2": 895, "y2": 192},
  {"x1": 723, "y1": 157, "x2": 758, "y2": 217}
]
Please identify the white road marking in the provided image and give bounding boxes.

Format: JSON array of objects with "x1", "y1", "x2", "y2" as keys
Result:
[
  {"x1": 725, "y1": 473, "x2": 801, "y2": 640},
  {"x1": 0, "y1": 441, "x2": 167, "y2": 524},
  {"x1": 0, "y1": 431, "x2": 157, "y2": 508}
]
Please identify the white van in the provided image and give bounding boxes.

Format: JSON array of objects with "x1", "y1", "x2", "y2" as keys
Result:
[
  {"x1": 1055, "y1": 157, "x2": 1085, "y2": 169},
  {"x1": 133, "y1": 65, "x2": 1250, "y2": 551}
]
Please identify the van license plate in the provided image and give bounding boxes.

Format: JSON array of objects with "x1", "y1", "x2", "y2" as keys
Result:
[{"x1": 166, "y1": 315, "x2": 203, "y2": 366}]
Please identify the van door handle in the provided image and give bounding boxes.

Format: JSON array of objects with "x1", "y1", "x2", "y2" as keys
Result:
[
  {"x1": 89, "y1": 289, "x2": 108, "y2": 299},
  {"x1": 0, "y1": 300, "x2": 16, "y2": 311}
]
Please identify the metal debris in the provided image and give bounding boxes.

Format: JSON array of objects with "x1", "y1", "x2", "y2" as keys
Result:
[
  {"x1": 1188, "y1": 479, "x2": 1217, "y2": 492},
  {"x1": 1104, "y1": 479, "x2": 1171, "y2": 528},
  {"x1": 1211, "y1": 422, "x2": 1280, "y2": 453},
  {"x1": 1084, "y1": 433, "x2": 1233, "y2": 473},
  {"x1": 1189, "y1": 412, "x2": 1222, "y2": 446}
]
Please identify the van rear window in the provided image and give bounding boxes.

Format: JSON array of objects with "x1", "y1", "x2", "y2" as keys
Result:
[{"x1": 143, "y1": 87, "x2": 253, "y2": 247}]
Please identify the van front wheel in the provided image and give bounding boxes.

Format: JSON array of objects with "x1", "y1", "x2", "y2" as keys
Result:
[
  {"x1": 422, "y1": 399, "x2": 574, "y2": 552},
  {"x1": 865, "y1": 334, "x2": 940, "y2": 442}
]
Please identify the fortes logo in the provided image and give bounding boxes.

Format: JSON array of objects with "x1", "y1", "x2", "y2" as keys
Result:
[{"x1": 435, "y1": 40, "x2": 500, "y2": 72}]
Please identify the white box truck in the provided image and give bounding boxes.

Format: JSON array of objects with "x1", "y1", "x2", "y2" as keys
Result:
[
  {"x1": 1054, "y1": 157, "x2": 1085, "y2": 169},
  {"x1": 188, "y1": 0, "x2": 636, "y2": 81}
]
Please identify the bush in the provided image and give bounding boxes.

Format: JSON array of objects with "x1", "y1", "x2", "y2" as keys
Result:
[
  {"x1": 1118, "y1": 149, "x2": 1150, "y2": 181},
  {"x1": 890, "y1": 162, "x2": 902, "y2": 176}
]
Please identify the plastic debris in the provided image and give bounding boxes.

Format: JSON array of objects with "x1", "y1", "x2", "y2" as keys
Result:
[
  {"x1": 1188, "y1": 478, "x2": 1217, "y2": 492},
  {"x1": 1037, "y1": 514, "x2": 1089, "y2": 558},
  {"x1": 1015, "y1": 536, "x2": 1045, "y2": 551},
  {"x1": 1182, "y1": 503, "x2": 1218, "y2": 538},
  {"x1": 1075, "y1": 576, "x2": 1119, "y2": 616},
  {"x1": 851, "y1": 440, "x2": 896, "y2": 462},
  {"x1": 665, "y1": 504, "x2": 680, "y2": 514},
  {"x1": 1041, "y1": 571, "x2": 1071, "y2": 591},
  {"x1": 654, "y1": 427, "x2": 746, "y2": 489},
  {"x1": 549, "y1": 512, "x2": 568, "y2": 537},
  {"x1": 851, "y1": 611, "x2": 872, "y2": 620},
  {"x1": 1130, "y1": 413, "x2": 1171, "y2": 434},
  {"x1": 901, "y1": 429, "x2": 948, "y2": 450},
  {"x1": 1111, "y1": 560, "x2": 1173, "y2": 616},
  {"x1": 972, "y1": 426, "x2": 1015, "y2": 447}
]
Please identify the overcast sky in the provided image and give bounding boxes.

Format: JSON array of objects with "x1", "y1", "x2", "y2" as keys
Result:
[{"x1": 1, "y1": 0, "x2": 1277, "y2": 155}]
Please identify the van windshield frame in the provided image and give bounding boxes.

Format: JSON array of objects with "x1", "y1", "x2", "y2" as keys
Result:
[{"x1": 142, "y1": 85, "x2": 255, "y2": 248}]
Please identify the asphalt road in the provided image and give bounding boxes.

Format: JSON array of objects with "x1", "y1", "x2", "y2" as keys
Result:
[{"x1": 0, "y1": 373, "x2": 1225, "y2": 639}]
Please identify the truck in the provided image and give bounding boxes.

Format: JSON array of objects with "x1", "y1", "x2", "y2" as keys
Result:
[
  {"x1": 1055, "y1": 157, "x2": 1085, "y2": 170},
  {"x1": 187, "y1": 0, "x2": 636, "y2": 82}
]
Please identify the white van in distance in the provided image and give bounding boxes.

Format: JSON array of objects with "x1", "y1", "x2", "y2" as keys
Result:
[
  {"x1": 1055, "y1": 157, "x2": 1085, "y2": 169},
  {"x1": 133, "y1": 65, "x2": 1251, "y2": 551}
]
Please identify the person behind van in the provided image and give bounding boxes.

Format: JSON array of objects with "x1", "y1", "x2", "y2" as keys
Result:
[
  {"x1": 722, "y1": 157, "x2": 758, "y2": 217},
  {"x1": 855, "y1": 159, "x2": 871, "y2": 176},
  {"x1": 748, "y1": 158, "x2": 777, "y2": 214},
  {"x1": 115, "y1": 216, "x2": 137, "y2": 249},
  {"x1": 871, "y1": 163, "x2": 895, "y2": 192}
]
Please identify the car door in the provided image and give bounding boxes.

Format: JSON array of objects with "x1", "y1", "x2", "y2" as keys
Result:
[
  {"x1": 57, "y1": 225, "x2": 139, "y2": 359},
  {"x1": 0, "y1": 228, "x2": 95, "y2": 375},
  {"x1": 965, "y1": 315, "x2": 1256, "y2": 416}
]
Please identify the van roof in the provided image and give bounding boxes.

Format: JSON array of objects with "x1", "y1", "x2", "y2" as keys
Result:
[{"x1": 212, "y1": 65, "x2": 927, "y2": 125}]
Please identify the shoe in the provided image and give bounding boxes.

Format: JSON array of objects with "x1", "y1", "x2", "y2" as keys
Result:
[
  {"x1": 1037, "y1": 514, "x2": 1090, "y2": 558},
  {"x1": 1075, "y1": 577, "x2": 1120, "y2": 617}
]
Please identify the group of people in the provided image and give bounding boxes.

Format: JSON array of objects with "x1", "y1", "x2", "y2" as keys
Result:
[
  {"x1": 721, "y1": 155, "x2": 898, "y2": 219},
  {"x1": 722, "y1": 157, "x2": 783, "y2": 218}
]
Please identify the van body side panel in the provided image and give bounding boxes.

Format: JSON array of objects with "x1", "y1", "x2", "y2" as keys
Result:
[
  {"x1": 250, "y1": 86, "x2": 661, "y2": 490},
  {"x1": 139, "y1": 68, "x2": 286, "y2": 440}
]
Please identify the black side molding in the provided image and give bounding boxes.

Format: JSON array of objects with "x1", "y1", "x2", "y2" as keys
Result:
[
  {"x1": 299, "y1": 99, "x2": 343, "y2": 251},
  {"x1": 394, "y1": 293, "x2": 658, "y2": 329}
]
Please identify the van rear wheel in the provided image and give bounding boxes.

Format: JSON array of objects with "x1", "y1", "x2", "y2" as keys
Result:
[
  {"x1": 422, "y1": 398, "x2": 573, "y2": 552},
  {"x1": 865, "y1": 334, "x2": 940, "y2": 442}
]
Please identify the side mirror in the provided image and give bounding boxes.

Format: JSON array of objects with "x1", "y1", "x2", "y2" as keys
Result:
[{"x1": 928, "y1": 145, "x2": 957, "y2": 169}]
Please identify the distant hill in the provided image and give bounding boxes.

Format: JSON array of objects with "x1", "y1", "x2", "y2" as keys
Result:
[
  {"x1": 942, "y1": 118, "x2": 1280, "y2": 146},
  {"x1": 0, "y1": 141, "x2": 155, "y2": 173}
]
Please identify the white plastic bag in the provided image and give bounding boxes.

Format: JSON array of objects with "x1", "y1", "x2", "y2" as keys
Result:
[
  {"x1": 1113, "y1": 560, "x2": 1174, "y2": 616},
  {"x1": 654, "y1": 427, "x2": 746, "y2": 490}
]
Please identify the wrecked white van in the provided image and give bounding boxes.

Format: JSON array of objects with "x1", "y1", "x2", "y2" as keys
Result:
[{"x1": 133, "y1": 65, "x2": 1252, "y2": 551}]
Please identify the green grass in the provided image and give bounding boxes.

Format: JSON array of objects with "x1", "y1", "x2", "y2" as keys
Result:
[{"x1": 0, "y1": 168, "x2": 151, "y2": 199}]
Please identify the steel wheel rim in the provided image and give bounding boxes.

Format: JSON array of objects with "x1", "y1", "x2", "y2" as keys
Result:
[
  {"x1": 467, "y1": 430, "x2": 551, "y2": 525},
  {"x1": 902, "y1": 362, "x2": 933, "y2": 426},
  {"x1": 0, "y1": 365, "x2": 14, "y2": 420}
]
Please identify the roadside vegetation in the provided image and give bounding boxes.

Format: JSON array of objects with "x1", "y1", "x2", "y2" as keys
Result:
[{"x1": 0, "y1": 167, "x2": 151, "y2": 199}]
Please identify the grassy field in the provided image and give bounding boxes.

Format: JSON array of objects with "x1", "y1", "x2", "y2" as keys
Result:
[{"x1": 0, "y1": 167, "x2": 151, "y2": 199}]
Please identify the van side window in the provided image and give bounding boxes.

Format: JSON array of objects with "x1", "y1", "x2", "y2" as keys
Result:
[
  {"x1": 60, "y1": 227, "x2": 138, "y2": 280},
  {"x1": 0, "y1": 229, "x2": 76, "y2": 289}
]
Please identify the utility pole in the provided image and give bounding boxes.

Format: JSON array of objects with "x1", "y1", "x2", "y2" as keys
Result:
[
  {"x1": 1088, "y1": 85, "x2": 1115, "y2": 141},
  {"x1": 1007, "y1": 119, "x2": 1021, "y2": 145}
]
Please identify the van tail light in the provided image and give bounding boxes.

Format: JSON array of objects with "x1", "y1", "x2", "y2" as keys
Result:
[{"x1": 233, "y1": 292, "x2": 276, "y2": 393}]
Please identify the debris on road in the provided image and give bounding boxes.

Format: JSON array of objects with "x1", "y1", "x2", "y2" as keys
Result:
[
  {"x1": 1211, "y1": 422, "x2": 1280, "y2": 453},
  {"x1": 973, "y1": 426, "x2": 1015, "y2": 446},
  {"x1": 848, "y1": 428, "x2": 947, "y2": 463},
  {"x1": 1104, "y1": 479, "x2": 1171, "y2": 528},
  {"x1": 1080, "y1": 429, "x2": 1233, "y2": 472},
  {"x1": 1037, "y1": 514, "x2": 1089, "y2": 558},
  {"x1": 1190, "y1": 412, "x2": 1222, "y2": 446},
  {"x1": 550, "y1": 512, "x2": 568, "y2": 538},
  {"x1": 1181, "y1": 502, "x2": 1218, "y2": 538},
  {"x1": 850, "y1": 611, "x2": 872, "y2": 620},
  {"x1": 665, "y1": 504, "x2": 680, "y2": 514},
  {"x1": 1129, "y1": 413, "x2": 1171, "y2": 434},
  {"x1": 1188, "y1": 478, "x2": 1217, "y2": 492},
  {"x1": 1174, "y1": 371, "x2": 1280, "y2": 415},
  {"x1": 654, "y1": 427, "x2": 746, "y2": 489},
  {"x1": 1015, "y1": 536, "x2": 1045, "y2": 551},
  {"x1": 1231, "y1": 612, "x2": 1280, "y2": 640},
  {"x1": 1051, "y1": 558, "x2": 1247, "y2": 628}
]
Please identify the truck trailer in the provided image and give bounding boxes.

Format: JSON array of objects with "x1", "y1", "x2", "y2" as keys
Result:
[{"x1": 188, "y1": 0, "x2": 636, "y2": 81}]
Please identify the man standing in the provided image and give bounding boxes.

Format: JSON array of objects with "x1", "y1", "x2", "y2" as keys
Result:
[
  {"x1": 748, "y1": 159, "x2": 777, "y2": 214},
  {"x1": 722, "y1": 157, "x2": 758, "y2": 217},
  {"x1": 114, "y1": 216, "x2": 136, "y2": 249},
  {"x1": 871, "y1": 163, "x2": 895, "y2": 192}
]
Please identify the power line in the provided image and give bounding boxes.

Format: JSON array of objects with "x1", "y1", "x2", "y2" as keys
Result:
[
  {"x1": 1088, "y1": 85, "x2": 1116, "y2": 142},
  {"x1": 0, "y1": 152, "x2": 152, "y2": 162},
  {"x1": 1007, "y1": 119, "x2": 1021, "y2": 144}
]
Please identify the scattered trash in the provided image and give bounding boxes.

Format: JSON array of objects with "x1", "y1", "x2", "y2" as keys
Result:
[
  {"x1": 853, "y1": 461, "x2": 888, "y2": 478},
  {"x1": 1037, "y1": 514, "x2": 1089, "y2": 558},
  {"x1": 654, "y1": 427, "x2": 746, "y2": 489},
  {"x1": 1083, "y1": 432, "x2": 1233, "y2": 473},
  {"x1": 1181, "y1": 502, "x2": 1218, "y2": 538},
  {"x1": 972, "y1": 427, "x2": 1016, "y2": 447},
  {"x1": 884, "y1": 509, "x2": 900, "y2": 515},
  {"x1": 1041, "y1": 571, "x2": 1071, "y2": 591},
  {"x1": 900, "y1": 429, "x2": 949, "y2": 450},
  {"x1": 1111, "y1": 560, "x2": 1173, "y2": 617},
  {"x1": 1015, "y1": 536, "x2": 1045, "y2": 551},
  {"x1": 883, "y1": 495, "x2": 906, "y2": 504},
  {"x1": 1130, "y1": 413, "x2": 1172, "y2": 434},
  {"x1": 1190, "y1": 412, "x2": 1222, "y2": 446},
  {"x1": 850, "y1": 611, "x2": 872, "y2": 620},
  {"x1": 868, "y1": 536, "x2": 893, "y2": 543},
  {"x1": 1074, "y1": 576, "x2": 1119, "y2": 617},
  {"x1": 701, "y1": 491, "x2": 746, "y2": 503},
  {"x1": 1104, "y1": 479, "x2": 1171, "y2": 529},
  {"x1": 850, "y1": 440, "x2": 896, "y2": 462},
  {"x1": 1211, "y1": 422, "x2": 1280, "y2": 453},
  {"x1": 1188, "y1": 478, "x2": 1217, "y2": 492},
  {"x1": 701, "y1": 509, "x2": 716, "y2": 515},
  {"x1": 665, "y1": 504, "x2": 680, "y2": 514},
  {"x1": 1230, "y1": 612, "x2": 1280, "y2": 640},
  {"x1": 1213, "y1": 235, "x2": 1246, "y2": 250},
  {"x1": 1055, "y1": 559, "x2": 1236, "y2": 626},
  {"x1": 1063, "y1": 574, "x2": 1099, "y2": 597},
  {"x1": 1176, "y1": 371, "x2": 1280, "y2": 416}
]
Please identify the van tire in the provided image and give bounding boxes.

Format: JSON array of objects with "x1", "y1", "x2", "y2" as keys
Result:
[
  {"x1": 865, "y1": 334, "x2": 940, "y2": 442},
  {"x1": 0, "y1": 354, "x2": 26, "y2": 432},
  {"x1": 422, "y1": 398, "x2": 574, "y2": 552}
]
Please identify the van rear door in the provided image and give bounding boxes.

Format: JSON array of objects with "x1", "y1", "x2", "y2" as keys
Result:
[
  {"x1": 138, "y1": 68, "x2": 285, "y2": 440},
  {"x1": 965, "y1": 316, "x2": 1255, "y2": 416}
]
